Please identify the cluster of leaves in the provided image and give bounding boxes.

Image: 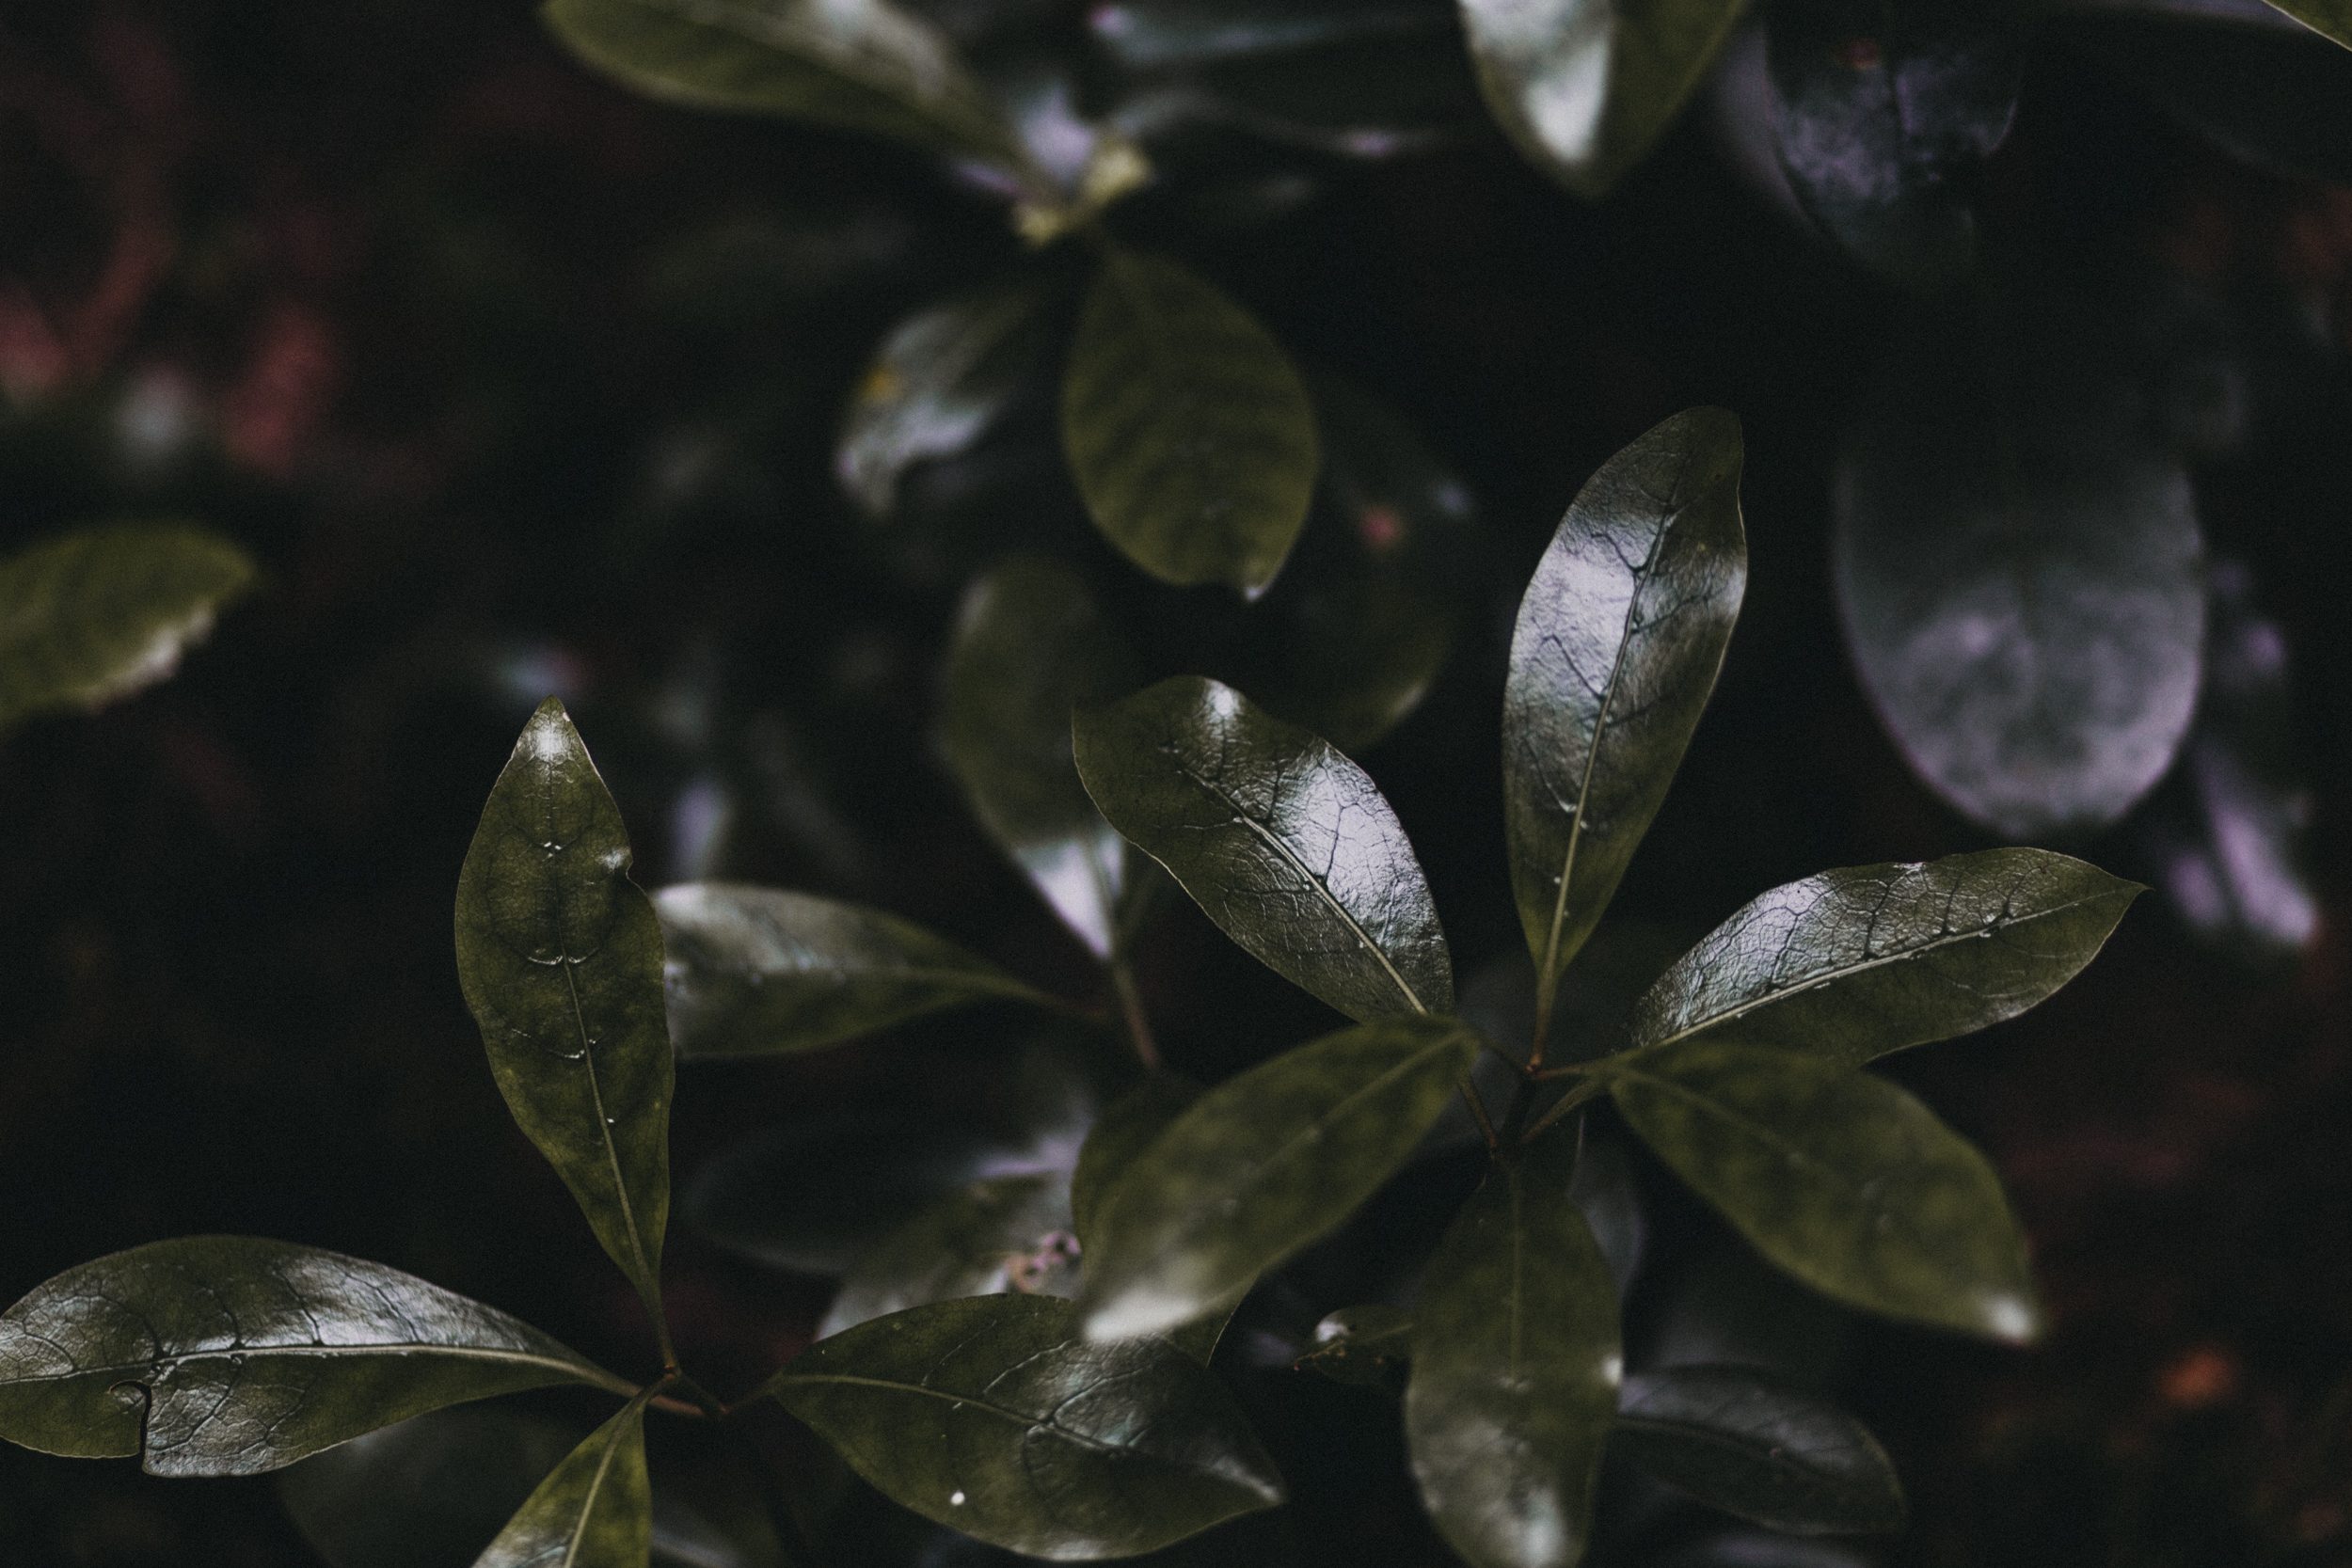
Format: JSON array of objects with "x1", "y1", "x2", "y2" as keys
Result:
[{"x1": 0, "y1": 411, "x2": 2137, "y2": 1568}]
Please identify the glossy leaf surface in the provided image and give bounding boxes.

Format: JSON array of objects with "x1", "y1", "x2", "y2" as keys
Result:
[
  {"x1": 1614, "y1": 1364, "x2": 1904, "y2": 1535},
  {"x1": 818, "y1": 1173, "x2": 1079, "y2": 1338},
  {"x1": 475, "y1": 1392, "x2": 653, "y2": 1568},
  {"x1": 838, "y1": 275, "x2": 1057, "y2": 520},
  {"x1": 1767, "y1": 0, "x2": 2026, "y2": 290},
  {"x1": 656, "y1": 882, "x2": 1050, "y2": 1057},
  {"x1": 541, "y1": 0, "x2": 1028, "y2": 171},
  {"x1": 1627, "y1": 848, "x2": 2140, "y2": 1069},
  {"x1": 1503, "y1": 408, "x2": 1744, "y2": 995},
  {"x1": 1462, "y1": 0, "x2": 1749, "y2": 198},
  {"x1": 942, "y1": 557, "x2": 1138, "y2": 958},
  {"x1": 766, "y1": 1294, "x2": 1283, "y2": 1559},
  {"x1": 1835, "y1": 324, "x2": 2204, "y2": 838},
  {"x1": 1603, "y1": 1040, "x2": 2041, "y2": 1341},
  {"x1": 1060, "y1": 247, "x2": 1319, "y2": 597},
  {"x1": 456, "y1": 700, "x2": 674, "y2": 1310},
  {"x1": 1072, "y1": 1072, "x2": 1203, "y2": 1251},
  {"x1": 1406, "y1": 1131, "x2": 1622, "y2": 1568},
  {"x1": 1297, "y1": 1304, "x2": 1414, "y2": 1388},
  {"x1": 1075, "y1": 675, "x2": 1453, "y2": 1021},
  {"x1": 0, "y1": 521, "x2": 252, "y2": 733},
  {"x1": 2264, "y1": 0, "x2": 2352, "y2": 46},
  {"x1": 0, "y1": 1237, "x2": 620, "y2": 1476},
  {"x1": 1079, "y1": 1015, "x2": 1479, "y2": 1340}
]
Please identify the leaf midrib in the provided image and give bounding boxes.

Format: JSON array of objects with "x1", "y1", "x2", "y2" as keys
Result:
[
  {"x1": 6, "y1": 1344, "x2": 605, "y2": 1383},
  {"x1": 1639, "y1": 885, "x2": 2129, "y2": 1053},
  {"x1": 776, "y1": 1370, "x2": 1188, "y2": 1467},
  {"x1": 1175, "y1": 761, "x2": 1426, "y2": 1014}
]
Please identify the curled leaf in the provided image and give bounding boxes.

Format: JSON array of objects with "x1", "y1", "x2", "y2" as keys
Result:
[
  {"x1": 1075, "y1": 675, "x2": 1453, "y2": 1022},
  {"x1": 1614, "y1": 1364, "x2": 1905, "y2": 1535},
  {"x1": 656, "y1": 883, "x2": 1054, "y2": 1057},
  {"x1": 1462, "y1": 0, "x2": 1750, "y2": 198},
  {"x1": 1061, "y1": 246, "x2": 1319, "y2": 597},
  {"x1": 0, "y1": 1237, "x2": 623, "y2": 1476},
  {"x1": 765, "y1": 1294, "x2": 1284, "y2": 1560},
  {"x1": 942, "y1": 558, "x2": 1138, "y2": 958},
  {"x1": 0, "y1": 521, "x2": 253, "y2": 733}
]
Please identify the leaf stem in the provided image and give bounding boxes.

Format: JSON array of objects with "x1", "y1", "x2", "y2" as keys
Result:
[
  {"x1": 1521, "y1": 1076, "x2": 1608, "y2": 1146},
  {"x1": 1458, "y1": 1077, "x2": 1500, "y2": 1152},
  {"x1": 1108, "y1": 954, "x2": 1161, "y2": 1071}
]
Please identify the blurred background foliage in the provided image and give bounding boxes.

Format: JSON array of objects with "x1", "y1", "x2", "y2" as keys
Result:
[{"x1": 3, "y1": 0, "x2": 2352, "y2": 1562}]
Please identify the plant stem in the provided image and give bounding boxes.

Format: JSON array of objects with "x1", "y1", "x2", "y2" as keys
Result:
[{"x1": 1109, "y1": 954, "x2": 1161, "y2": 1071}]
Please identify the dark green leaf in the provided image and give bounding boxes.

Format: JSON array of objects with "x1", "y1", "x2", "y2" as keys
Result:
[
  {"x1": 0, "y1": 521, "x2": 253, "y2": 733},
  {"x1": 1068, "y1": 1074, "x2": 1231, "y2": 1363},
  {"x1": 541, "y1": 0, "x2": 1029, "y2": 172},
  {"x1": 1060, "y1": 247, "x2": 1319, "y2": 597},
  {"x1": 1296, "y1": 1304, "x2": 1414, "y2": 1389},
  {"x1": 1601, "y1": 1040, "x2": 2041, "y2": 1341},
  {"x1": 1079, "y1": 1015, "x2": 1479, "y2": 1340},
  {"x1": 839, "y1": 275, "x2": 1057, "y2": 521},
  {"x1": 818, "y1": 1173, "x2": 1080, "y2": 1338},
  {"x1": 1614, "y1": 1364, "x2": 1904, "y2": 1535},
  {"x1": 942, "y1": 557, "x2": 1139, "y2": 958},
  {"x1": 281, "y1": 1406, "x2": 761, "y2": 1568},
  {"x1": 1627, "y1": 848, "x2": 2141, "y2": 1069},
  {"x1": 2264, "y1": 0, "x2": 2352, "y2": 47},
  {"x1": 1462, "y1": 0, "x2": 1749, "y2": 198},
  {"x1": 1406, "y1": 1130, "x2": 1622, "y2": 1568},
  {"x1": 1834, "y1": 312, "x2": 2204, "y2": 838},
  {"x1": 1072, "y1": 1072, "x2": 1203, "y2": 1251},
  {"x1": 1503, "y1": 409, "x2": 1744, "y2": 1001},
  {"x1": 765, "y1": 1294, "x2": 1283, "y2": 1560},
  {"x1": 1075, "y1": 675, "x2": 1453, "y2": 1022},
  {"x1": 456, "y1": 699, "x2": 675, "y2": 1315},
  {"x1": 1767, "y1": 0, "x2": 2026, "y2": 291},
  {"x1": 475, "y1": 1391, "x2": 654, "y2": 1568},
  {"x1": 655, "y1": 882, "x2": 1054, "y2": 1057},
  {"x1": 0, "y1": 1237, "x2": 624, "y2": 1476}
]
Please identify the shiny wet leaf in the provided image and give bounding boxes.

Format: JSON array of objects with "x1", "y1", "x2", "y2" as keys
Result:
[
  {"x1": 1834, "y1": 320, "x2": 2204, "y2": 838},
  {"x1": 942, "y1": 557, "x2": 1139, "y2": 958},
  {"x1": 0, "y1": 521, "x2": 253, "y2": 733},
  {"x1": 764, "y1": 1293, "x2": 1284, "y2": 1559},
  {"x1": 541, "y1": 0, "x2": 1030, "y2": 173},
  {"x1": 457, "y1": 700, "x2": 675, "y2": 1313},
  {"x1": 655, "y1": 882, "x2": 1054, "y2": 1057},
  {"x1": 1503, "y1": 408, "x2": 1744, "y2": 997},
  {"x1": 475, "y1": 1392, "x2": 653, "y2": 1568},
  {"x1": 838, "y1": 274, "x2": 1057, "y2": 520},
  {"x1": 818, "y1": 1173, "x2": 1080, "y2": 1338},
  {"x1": 1406, "y1": 1129, "x2": 1622, "y2": 1568},
  {"x1": 1079, "y1": 1015, "x2": 1479, "y2": 1341},
  {"x1": 1462, "y1": 0, "x2": 1749, "y2": 198},
  {"x1": 1060, "y1": 247, "x2": 1319, "y2": 597},
  {"x1": 1075, "y1": 675, "x2": 1453, "y2": 1022},
  {"x1": 0, "y1": 1237, "x2": 620, "y2": 1476},
  {"x1": 1601, "y1": 1039, "x2": 2042, "y2": 1341},
  {"x1": 1613, "y1": 1364, "x2": 1904, "y2": 1535},
  {"x1": 1627, "y1": 848, "x2": 2141, "y2": 1069}
]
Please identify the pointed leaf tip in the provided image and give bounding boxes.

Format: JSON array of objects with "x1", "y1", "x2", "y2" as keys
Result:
[
  {"x1": 1504, "y1": 408, "x2": 1745, "y2": 992},
  {"x1": 457, "y1": 705, "x2": 675, "y2": 1318}
]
